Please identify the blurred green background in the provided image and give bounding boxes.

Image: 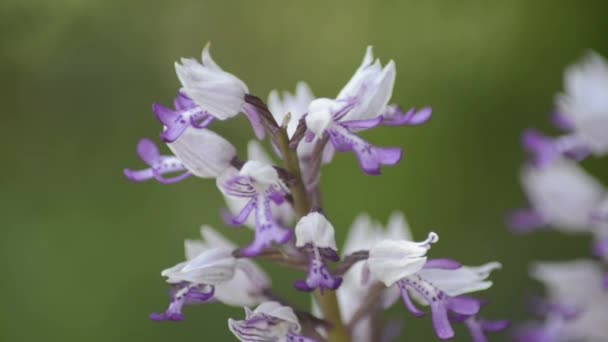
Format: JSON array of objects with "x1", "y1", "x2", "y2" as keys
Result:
[{"x1": 2, "y1": 0, "x2": 608, "y2": 341}]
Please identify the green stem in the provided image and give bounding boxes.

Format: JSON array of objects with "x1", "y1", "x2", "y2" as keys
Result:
[{"x1": 276, "y1": 126, "x2": 350, "y2": 342}]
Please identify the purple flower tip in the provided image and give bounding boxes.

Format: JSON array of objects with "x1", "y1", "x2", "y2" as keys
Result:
[
  {"x1": 506, "y1": 208, "x2": 546, "y2": 234},
  {"x1": 149, "y1": 312, "x2": 183, "y2": 322},
  {"x1": 521, "y1": 129, "x2": 557, "y2": 168}
]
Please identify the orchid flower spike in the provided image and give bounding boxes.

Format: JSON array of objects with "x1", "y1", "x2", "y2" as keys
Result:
[
  {"x1": 228, "y1": 301, "x2": 316, "y2": 342},
  {"x1": 159, "y1": 43, "x2": 263, "y2": 142},
  {"x1": 294, "y1": 212, "x2": 343, "y2": 293},
  {"x1": 150, "y1": 247, "x2": 237, "y2": 321},
  {"x1": 508, "y1": 158, "x2": 605, "y2": 234},
  {"x1": 304, "y1": 46, "x2": 431, "y2": 175},
  {"x1": 217, "y1": 160, "x2": 293, "y2": 256}
]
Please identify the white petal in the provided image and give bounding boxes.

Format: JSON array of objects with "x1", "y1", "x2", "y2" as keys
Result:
[
  {"x1": 521, "y1": 158, "x2": 605, "y2": 231},
  {"x1": 247, "y1": 140, "x2": 274, "y2": 165},
  {"x1": 368, "y1": 233, "x2": 438, "y2": 286},
  {"x1": 253, "y1": 301, "x2": 300, "y2": 331},
  {"x1": 175, "y1": 43, "x2": 248, "y2": 120},
  {"x1": 214, "y1": 260, "x2": 270, "y2": 307},
  {"x1": 179, "y1": 248, "x2": 236, "y2": 285},
  {"x1": 184, "y1": 239, "x2": 207, "y2": 260},
  {"x1": 268, "y1": 82, "x2": 315, "y2": 139},
  {"x1": 167, "y1": 127, "x2": 236, "y2": 178},
  {"x1": 306, "y1": 98, "x2": 337, "y2": 137},
  {"x1": 295, "y1": 212, "x2": 337, "y2": 249},
  {"x1": 240, "y1": 160, "x2": 281, "y2": 187},
  {"x1": 418, "y1": 261, "x2": 501, "y2": 297},
  {"x1": 385, "y1": 211, "x2": 413, "y2": 241}
]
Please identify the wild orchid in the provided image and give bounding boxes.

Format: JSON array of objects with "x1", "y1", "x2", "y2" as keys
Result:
[{"x1": 125, "y1": 43, "x2": 505, "y2": 341}]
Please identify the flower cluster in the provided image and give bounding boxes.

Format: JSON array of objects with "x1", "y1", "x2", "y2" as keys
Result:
[
  {"x1": 125, "y1": 43, "x2": 505, "y2": 341},
  {"x1": 509, "y1": 52, "x2": 608, "y2": 341}
]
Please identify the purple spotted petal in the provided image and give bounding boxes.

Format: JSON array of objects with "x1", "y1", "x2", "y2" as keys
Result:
[
  {"x1": 240, "y1": 196, "x2": 293, "y2": 257},
  {"x1": 382, "y1": 106, "x2": 433, "y2": 126},
  {"x1": 328, "y1": 125, "x2": 402, "y2": 175},
  {"x1": 294, "y1": 248, "x2": 342, "y2": 294},
  {"x1": 224, "y1": 198, "x2": 256, "y2": 226},
  {"x1": 506, "y1": 209, "x2": 546, "y2": 233},
  {"x1": 398, "y1": 280, "x2": 425, "y2": 317},
  {"x1": 424, "y1": 259, "x2": 462, "y2": 270},
  {"x1": 150, "y1": 284, "x2": 214, "y2": 322}
]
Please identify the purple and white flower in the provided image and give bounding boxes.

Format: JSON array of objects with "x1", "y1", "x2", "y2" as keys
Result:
[
  {"x1": 156, "y1": 43, "x2": 264, "y2": 142},
  {"x1": 217, "y1": 160, "x2": 293, "y2": 256},
  {"x1": 228, "y1": 301, "x2": 315, "y2": 342},
  {"x1": 150, "y1": 247, "x2": 236, "y2": 321},
  {"x1": 509, "y1": 158, "x2": 605, "y2": 233},
  {"x1": 124, "y1": 127, "x2": 236, "y2": 184},
  {"x1": 394, "y1": 261, "x2": 501, "y2": 340},
  {"x1": 293, "y1": 212, "x2": 342, "y2": 293},
  {"x1": 517, "y1": 260, "x2": 608, "y2": 341},
  {"x1": 304, "y1": 46, "x2": 431, "y2": 175},
  {"x1": 524, "y1": 52, "x2": 608, "y2": 165},
  {"x1": 185, "y1": 226, "x2": 270, "y2": 307},
  {"x1": 123, "y1": 138, "x2": 192, "y2": 184},
  {"x1": 334, "y1": 212, "x2": 416, "y2": 341}
]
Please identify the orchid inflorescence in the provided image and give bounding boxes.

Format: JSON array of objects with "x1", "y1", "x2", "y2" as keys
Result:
[
  {"x1": 125, "y1": 43, "x2": 506, "y2": 341},
  {"x1": 509, "y1": 52, "x2": 608, "y2": 341}
]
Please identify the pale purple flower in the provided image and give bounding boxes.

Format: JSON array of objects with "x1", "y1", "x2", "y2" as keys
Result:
[
  {"x1": 228, "y1": 301, "x2": 316, "y2": 342},
  {"x1": 217, "y1": 160, "x2": 293, "y2": 256},
  {"x1": 517, "y1": 260, "x2": 608, "y2": 341},
  {"x1": 151, "y1": 247, "x2": 237, "y2": 321},
  {"x1": 293, "y1": 212, "x2": 342, "y2": 293},
  {"x1": 123, "y1": 138, "x2": 192, "y2": 184},
  {"x1": 508, "y1": 158, "x2": 605, "y2": 233},
  {"x1": 162, "y1": 43, "x2": 264, "y2": 142},
  {"x1": 304, "y1": 46, "x2": 431, "y2": 175},
  {"x1": 524, "y1": 52, "x2": 608, "y2": 165}
]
